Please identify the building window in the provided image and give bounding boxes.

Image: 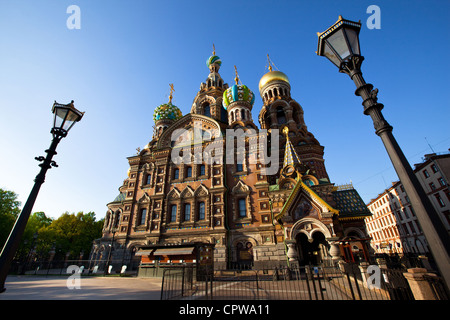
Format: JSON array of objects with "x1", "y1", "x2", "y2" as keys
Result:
[
  {"x1": 204, "y1": 104, "x2": 211, "y2": 117},
  {"x1": 186, "y1": 166, "x2": 192, "y2": 178},
  {"x1": 435, "y1": 194, "x2": 446, "y2": 208},
  {"x1": 170, "y1": 205, "x2": 177, "y2": 222},
  {"x1": 236, "y1": 163, "x2": 243, "y2": 172},
  {"x1": 146, "y1": 174, "x2": 151, "y2": 185},
  {"x1": 423, "y1": 170, "x2": 430, "y2": 178},
  {"x1": 200, "y1": 164, "x2": 206, "y2": 176},
  {"x1": 429, "y1": 182, "x2": 436, "y2": 191},
  {"x1": 431, "y1": 164, "x2": 438, "y2": 173},
  {"x1": 438, "y1": 177, "x2": 446, "y2": 187},
  {"x1": 198, "y1": 202, "x2": 205, "y2": 220},
  {"x1": 241, "y1": 109, "x2": 246, "y2": 121},
  {"x1": 184, "y1": 203, "x2": 191, "y2": 221},
  {"x1": 173, "y1": 168, "x2": 179, "y2": 180},
  {"x1": 140, "y1": 209, "x2": 147, "y2": 225},
  {"x1": 276, "y1": 107, "x2": 286, "y2": 125},
  {"x1": 238, "y1": 198, "x2": 246, "y2": 218}
]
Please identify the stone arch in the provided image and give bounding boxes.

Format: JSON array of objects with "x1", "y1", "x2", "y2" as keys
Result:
[
  {"x1": 343, "y1": 227, "x2": 366, "y2": 239},
  {"x1": 290, "y1": 217, "x2": 332, "y2": 241}
]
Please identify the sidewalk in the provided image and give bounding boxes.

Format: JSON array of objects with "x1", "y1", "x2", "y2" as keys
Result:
[{"x1": 0, "y1": 275, "x2": 162, "y2": 300}]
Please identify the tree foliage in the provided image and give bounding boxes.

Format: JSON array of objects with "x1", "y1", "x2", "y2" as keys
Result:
[
  {"x1": 38, "y1": 212, "x2": 104, "y2": 260},
  {"x1": 0, "y1": 188, "x2": 103, "y2": 261},
  {"x1": 0, "y1": 188, "x2": 22, "y2": 248}
]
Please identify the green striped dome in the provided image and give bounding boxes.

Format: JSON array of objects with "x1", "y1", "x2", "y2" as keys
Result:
[
  {"x1": 222, "y1": 84, "x2": 255, "y2": 109},
  {"x1": 206, "y1": 55, "x2": 222, "y2": 68},
  {"x1": 153, "y1": 103, "x2": 182, "y2": 122}
]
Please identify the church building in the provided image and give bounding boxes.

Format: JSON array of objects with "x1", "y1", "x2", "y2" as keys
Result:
[{"x1": 90, "y1": 50, "x2": 372, "y2": 271}]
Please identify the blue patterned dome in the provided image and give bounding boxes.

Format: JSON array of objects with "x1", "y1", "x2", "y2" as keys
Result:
[{"x1": 153, "y1": 102, "x2": 182, "y2": 122}]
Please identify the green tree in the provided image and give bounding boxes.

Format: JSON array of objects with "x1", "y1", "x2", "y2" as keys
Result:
[
  {"x1": 16, "y1": 212, "x2": 53, "y2": 260},
  {"x1": 0, "y1": 188, "x2": 22, "y2": 249},
  {"x1": 38, "y1": 212, "x2": 103, "y2": 260}
]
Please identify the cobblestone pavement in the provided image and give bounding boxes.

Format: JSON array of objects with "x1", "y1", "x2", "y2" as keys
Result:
[{"x1": 0, "y1": 275, "x2": 162, "y2": 300}]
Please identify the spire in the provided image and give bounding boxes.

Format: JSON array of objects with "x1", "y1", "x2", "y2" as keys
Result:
[{"x1": 282, "y1": 127, "x2": 301, "y2": 168}]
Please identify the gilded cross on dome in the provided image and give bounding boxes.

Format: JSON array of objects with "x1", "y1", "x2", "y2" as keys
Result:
[
  {"x1": 267, "y1": 54, "x2": 273, "y2": 72},
  {"x1": 168, "y1": 83, "x2": 175, "y2": 103},
  {"x1": 234, "y1": 65, "x2": 240, "y2": 85}
]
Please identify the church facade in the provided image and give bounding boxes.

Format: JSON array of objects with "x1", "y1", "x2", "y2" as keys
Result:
[{"x1": 90, "y1": 52, "x2": 372, "y2": 270}]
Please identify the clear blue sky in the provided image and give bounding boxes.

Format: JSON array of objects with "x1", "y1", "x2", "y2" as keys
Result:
[{"x1": 0, "y1": 0, "x2": 449, "y2": 220}]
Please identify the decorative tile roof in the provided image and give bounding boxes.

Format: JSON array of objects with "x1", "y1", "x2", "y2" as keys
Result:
[
  {"x1": 332, "y1": 188, "x2": 371, "y2": 218},
  {"x1": 111, "y1": 192, "x2": 126, "y2": 203}
]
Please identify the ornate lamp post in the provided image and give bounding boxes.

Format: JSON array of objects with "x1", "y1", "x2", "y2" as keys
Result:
[
  {"x1": 0, "y1": 100, "x2": 84, "y2": 292},
  {"x1": 316, "y1": 16, "x2": 450, "y2": 288}
]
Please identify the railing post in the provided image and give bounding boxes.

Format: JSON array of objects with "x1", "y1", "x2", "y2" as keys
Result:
[{"x1": 403, "y1": 268, "x2": 442, "y2": 300}]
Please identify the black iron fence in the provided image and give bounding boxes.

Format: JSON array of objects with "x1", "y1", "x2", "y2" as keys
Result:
[
  {"x1": 8, "y1": 259, "x2": 140, "y2": 276},
  {"x1": 160, "y1": 263, "x2": 417, "y2": 300}
]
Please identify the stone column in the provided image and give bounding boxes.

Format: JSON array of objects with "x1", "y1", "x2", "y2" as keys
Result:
[
  {"x1": 403, "y1": 268, "x2": 440, "y2": 300},
  {"x1": 285, "y1": 240, "x2": 298, "y2": 262},
  {"x1": 328, "y1": 241, "x2": 342, "y2": 262}
]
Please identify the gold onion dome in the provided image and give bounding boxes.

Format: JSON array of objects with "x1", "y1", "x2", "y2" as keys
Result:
[{"x1": 258, "y1": 70, "x2": 290, "y2": 93}]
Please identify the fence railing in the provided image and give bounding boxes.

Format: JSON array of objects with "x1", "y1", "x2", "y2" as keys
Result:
[
  {"x1": 9, "y1": 259, "x2": 140, "y2": 276},
  {"x1": 160, "y1": 264, "x2": 414, "y2": 300}
]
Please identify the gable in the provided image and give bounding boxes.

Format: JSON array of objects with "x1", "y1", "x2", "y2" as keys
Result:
[{"x1": 275, "y1": 179, "x2": 338, "y2": 221}]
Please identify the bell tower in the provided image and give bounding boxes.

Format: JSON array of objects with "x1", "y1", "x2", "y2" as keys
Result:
[
  {"x1": 222, "y1": 66, "x2": 256, "y2": 128},
  {"x1": 190, "y1": 46, "x2": 229, "y2": 124},
  {"x1": 258, "y1": 56, "x2": 330, "y2": 183}
]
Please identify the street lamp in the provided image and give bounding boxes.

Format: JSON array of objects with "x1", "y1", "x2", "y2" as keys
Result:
[
  {"x1": 0, "y1": 100, "x2": 84, "y2": 292},
  {"x1": 316, "y1": 16, "x2": 450, "y2": 288}
]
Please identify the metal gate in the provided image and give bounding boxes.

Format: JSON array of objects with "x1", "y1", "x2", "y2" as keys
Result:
[{"x1": 160, "y1": 264, "x2": 414, "y2": 300}]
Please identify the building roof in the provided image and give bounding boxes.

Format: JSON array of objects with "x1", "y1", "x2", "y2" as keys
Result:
[{"x1": 332, "y1": 188, "x2": 372, "y2": 219}]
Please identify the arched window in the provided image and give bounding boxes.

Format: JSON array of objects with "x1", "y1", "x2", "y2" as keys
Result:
[
  {"x1": 241, "y1": 109, "x2": 245, "y2": 121},
  {"x1": 221, "y1": 106, "x2": 227, "y2": 122},
  {"x1": 198, "y1": 202, "x2": 205, "y2": 220},
  {"x1": 186, "y1": 166, "x2": 192, "y2": 178},
  {"x1": 276, "y1": 107, "x2": 286, "y2": 124},
  {"x1": 146, "y1": 174, "x2": 151, "y2": 185},
  {"x1": 173, "y1": 168, "x2": 179, "y2": 180},
  {"x1": 140, "y1": 208, "x2": 147, "y2": 225},
  {"x1": 184, "y1": 203, "x2": 191, "y2": 221},
  {"x1": 170, "y1": 205, "x2": 177, "y2": 222},
  {"x1": 238, "y1": 198, "x2": 246, "y2": 217},
  {"x1": 204, "y1": 104, "x2": 211, "y2": 117}
]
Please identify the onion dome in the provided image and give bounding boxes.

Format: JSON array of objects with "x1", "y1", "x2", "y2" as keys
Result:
[
  {"x1": 152, "y1": 102, "x2": 182, "y2": 122},
  {"x1": 222, "y1": 65, "x2": 255, "y2": 110},
  {"x1": 222, "y1": 84, "x2": 255, "y2": 109},
  {"x1": 258, "y1": 70, "x2": 290, "y2": 93},
  {"x1": 206, "y1": 55, "x2": 222, "y2": 68}
]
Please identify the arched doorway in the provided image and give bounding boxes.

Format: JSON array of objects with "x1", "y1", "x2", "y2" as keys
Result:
[{"x1": 296, "y1": 231, "x2": 328, "y2": 266}]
